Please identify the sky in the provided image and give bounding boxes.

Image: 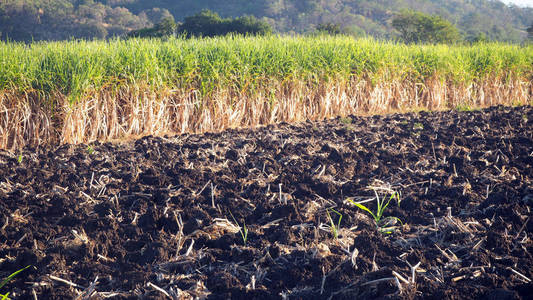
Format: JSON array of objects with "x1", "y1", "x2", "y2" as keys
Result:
[{"x1": 501, "y1": 0, "x2": 533, "y2": 7}]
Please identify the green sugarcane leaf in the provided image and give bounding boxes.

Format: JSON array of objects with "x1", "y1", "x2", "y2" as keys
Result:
[
  {"x1": 349, "y1": 200, "x2": 378, "y2": 222},
  {"x1": 0, "y1": 265, "x2": 31, "y2": 291}
]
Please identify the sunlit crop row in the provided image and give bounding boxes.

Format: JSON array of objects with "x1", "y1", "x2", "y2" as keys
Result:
[{"x1": 0, "y1": 35, "x2": 531, "y2": 150}]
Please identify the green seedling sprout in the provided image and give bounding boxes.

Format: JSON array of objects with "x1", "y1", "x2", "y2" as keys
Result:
[
  {"x1": 229, "y1": 211, "x2": 248, "y2": 246},
  {"x1": 326, "y1": 208, "x2": 343, "y2": 239},
  {"x1": 394, "y1": 191, "x2": 402, "y2": 207},
  {"x1": 16, "y1": 154, "x2": 22, "y2": 164},
  {"x1": 0, "y1": 265, "x2": 31, "y2": 300},
  {"x1": 349, "y1": 190, "x2": 402, "y2": 234},
  {"x1": 87, "y1": 145, "x2": 94, "y2": 155}
]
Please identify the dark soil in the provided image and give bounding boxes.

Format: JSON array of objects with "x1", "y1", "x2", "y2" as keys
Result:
[{"x1": 1, "y1": 105, "x2": 532, "y2": 299}]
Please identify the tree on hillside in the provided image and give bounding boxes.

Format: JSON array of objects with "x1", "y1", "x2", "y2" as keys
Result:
[
  {"x1": 179, "y1": 9, "x2": 224, "y2": 37},
  {"x1": 179, "y1": 10, "x2": 271, "y2": 37},
  {"x1": 139, "y1": 8, "x2": 173, "y2": 24},
  {"x1": 127, "y1": 17, "x2": 176, "y2": 37},
  {"x1": 76, "y1": 21, "x2": 108, "y2": 39},
  {"x1": 316, "y1": 23, "x2": 342, "y2": 35},
  {"x1": 392, "y1": 10, "x2": 460, "y2": 44},
  {"x1": 528, "y1": 23, "x2": 533, "y2": 41},
  {"x1": 129, "y1": 10, "x2": 272, "y2": 38},
  {"x1": 229, "y1": 15, "x2": 272, "y2": 35},
  {"x1": 156, "y1": 17, "x2": 177, "y2": 36}
]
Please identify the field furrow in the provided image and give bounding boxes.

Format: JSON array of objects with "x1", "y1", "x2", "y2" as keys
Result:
[{"x1": 0, "y1": 105, "x2": 532, "y2": 299}]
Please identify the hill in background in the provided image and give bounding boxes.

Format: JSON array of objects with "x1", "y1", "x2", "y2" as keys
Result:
[{"x1": 0, "y1": 0, "x2": 532, "y2": 42}]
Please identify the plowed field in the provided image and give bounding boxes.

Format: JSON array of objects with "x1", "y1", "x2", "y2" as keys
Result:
[{"x1": 1, "y1": 105, "x2": 532, "y2": 299}]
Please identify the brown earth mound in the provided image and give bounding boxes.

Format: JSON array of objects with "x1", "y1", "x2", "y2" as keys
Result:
[{"x1": 1, "y1": 105, "x2": 532, "y2": 299}]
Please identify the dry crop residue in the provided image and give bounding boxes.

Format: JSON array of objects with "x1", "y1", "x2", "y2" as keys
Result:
[{"x1": 1, "y1": 105, "x2": 532, "y2": 299}]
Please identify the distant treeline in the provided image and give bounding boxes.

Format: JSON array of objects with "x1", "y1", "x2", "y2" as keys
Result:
[
  {"x1": 0, "y1": 0, "x2": 532, "y2": 43},
  {"x1": 127, "y1": 10, "x2": 494, "y2": 44},
  {"x1": 127, "y1": 9, "x2": 477, "y2": 46},
  {"x1": 128, "y1": 10, "x2": 272, "y2": 38}
]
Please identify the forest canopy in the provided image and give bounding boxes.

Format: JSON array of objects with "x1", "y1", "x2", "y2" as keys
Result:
[{"x1": 0, "y1": 0, "x2": 531, "y2": 42}]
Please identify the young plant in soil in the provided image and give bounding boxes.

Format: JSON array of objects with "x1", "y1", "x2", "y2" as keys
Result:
[
  {"x1": 229, "y1": 211, "x2": 248, "y2": 246},
  {"x1": 0, "y1": 265, "x2": 31, "y2": 300},
  {"x1": 86, "y1": 145, "x2": 95, "y2": 155},
  {"x1": 326, "y1": 208, "x2": 343, "y2": 239},
  {"x1": 348, "y1": 191, "x2": 402, "y2": 234}
]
